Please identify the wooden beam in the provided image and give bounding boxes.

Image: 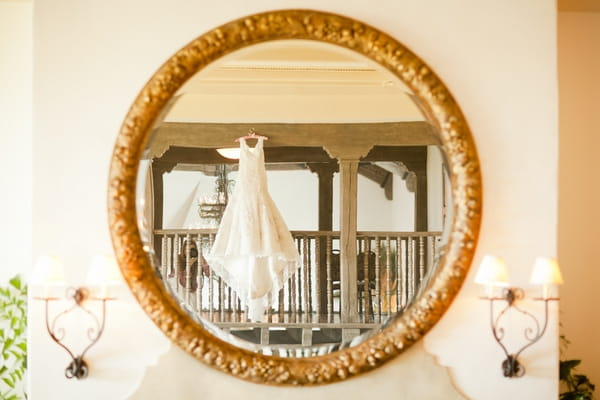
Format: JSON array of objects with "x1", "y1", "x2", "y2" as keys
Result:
[
  {"x1": 148, "y1": 121, "x2": 439, "y2": 158},
  {"x1": 173, "y1": 163, "x2": 307, "y2": 173},
  {"x1": 358, "y1": 163, "x2": 393, "y2": 200},
  {"x1": 154, "y1": 146, "x2": 333, "y2": 165},
  {"x1": 154, "y1": 145, "x2": 430, "y2": 166},
  {"x1": 363, "y1": 145, "x2": 428, "y2": 163}
]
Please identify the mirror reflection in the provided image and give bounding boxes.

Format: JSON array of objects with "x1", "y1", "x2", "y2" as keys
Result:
[{"x1": 136, "y1": 40, "x2": 451, "y2": 357}]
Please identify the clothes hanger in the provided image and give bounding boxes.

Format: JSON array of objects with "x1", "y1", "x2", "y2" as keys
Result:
[
  {"x1": 217, "y1": 129, "x2": 268, "y2": 159},
  {"x1": 235, "y1": 128, "x2": 269, "y2": 142}
]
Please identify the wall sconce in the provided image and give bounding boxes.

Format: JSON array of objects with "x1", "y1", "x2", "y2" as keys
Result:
[
  {"x1": 475, "y1": 255, "x2": 563, "y2": 378},
  {"x1": 31, "y1": 255, "x2": 122, "y2": 379}
]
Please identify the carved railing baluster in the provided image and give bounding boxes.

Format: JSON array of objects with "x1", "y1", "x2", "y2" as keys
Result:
[
  {"x1": 160, "y1": 235, "x2": 168, "y2": 278},
  {"x1": 430, "y1": 236, "x2": 436, "y2": 274},
  {"x1": 227, "y1": 287, "x2": 232, "y2": 314},
  {"x1": 326, "y1": 235, "x2": 333, "y2": 323},
  {"x1": 385, "y1": 236, "x2": 392, "y2": 317},
  {"x1": 290, "y1": 268, "x2": 297, "y2": 322},
  {"x1": 396, "y1": 236, "x2": 401, "y2": 313},
  {"x1": 419, "y1": 236, "x2": 425, "y2": 286},
  {"x1": 362, "y1": 238, "x2": 370, "y2": 322},
  {"x1": 296, "y1": 237, "x2": 303, "y2": 319},
  {"x1": 197, "y1": 234, "x2": 204, "y2": 313},
  {"x1": 173, "y1": 234, "x2": 180, "y2": 292},
  {"x1": 302, "y1": 235, "x2": 309, "y2": 321},
  {"x1": 278, "y1": 287, "x2": 284, "y2": 322},
  {"x1": 167, "y1": 236, "x2": 172, "y2": 282},
  {"x1": 208, "y1": 233, "x2": 215, "y2": 322},
  {"x1": 194, "y1": 234, "x2": 202, "y2": 313},
  {"x1": 399, "y1": 238, "x2": 402, "y2": 304},
  {"x1": 267, "y1": 296, "x2": 273, "y2": 323},
  {"x1": 185, "y1": 234, "x2": 192, "y2": 305},
  {"x1": 218, "y1": 277, "x2": 225, "y2": 321},
  {"x1": 307, "y1": 236, "x2": 313, "y2": 315},
  {"x1": 407, "y1": 237, "x2": 414, "y2": 301},
  {"x1": 314, "y1": 236, "x2": 321, "y2": 321},
  {"x1": 374, "y1": 237, "x2": 381, "y2": 322},
  {"x1": 231, "y1": 289, "x2": 237, "y2": 321}
]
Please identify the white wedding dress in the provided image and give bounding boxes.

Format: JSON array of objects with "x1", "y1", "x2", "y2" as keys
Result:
[{"x1": 207, "y1": 137, "x2": 299, "y2": 321}]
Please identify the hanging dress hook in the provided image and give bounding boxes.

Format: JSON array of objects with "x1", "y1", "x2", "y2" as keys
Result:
[{"x1": 235, "y1": 128, "x2": 269, "y2": 142}]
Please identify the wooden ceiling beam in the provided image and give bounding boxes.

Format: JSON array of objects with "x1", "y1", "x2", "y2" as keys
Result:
[
  {"x1": 148, "y1": 121, "x2": 440, "y2": 158},
  {"x1": 154, "y1": 145, "x2": 429, "y2": 168}
]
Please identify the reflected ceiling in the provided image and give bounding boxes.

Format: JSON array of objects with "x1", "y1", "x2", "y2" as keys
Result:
[{"x1": 165, "y1": 40, "x2": 424, "y2": 123}]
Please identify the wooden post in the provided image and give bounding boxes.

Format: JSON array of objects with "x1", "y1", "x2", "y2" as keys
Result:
[
  {"x1": 326, "y1": 237, "x2": 333, "y2": 322},
  {"x1": 151, "y1": 164, "x2": 164, "y2": 261},
  {"x1": 339, "y1": 159, "x2": 359, "y2": 323},
  {"x1": 151, "y1": 160, "x2": 175, "y2": 262},
  {"x1": 404, "y1": 153, "x2": 428, "y2": 280},
  {"x1": 308, "y1": 162, "x2": 338, "y2": 319},
  {"x1": 413, "y1": 168, "x2": 427, "y2": 282},
  {"x1": 323, "y1": 143, "x2": 372, "y2": 324},
  {"x1": 414, "y1": 168, "x2": 428, "y2": 232}
]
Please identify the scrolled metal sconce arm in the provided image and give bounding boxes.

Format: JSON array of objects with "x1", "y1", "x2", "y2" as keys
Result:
[
  {"x1": 37, "y1": 287, "x2": 112, "y2": 379},
  {"x1": 485, "y1": 287, "x2": 558, "y2": 378}
]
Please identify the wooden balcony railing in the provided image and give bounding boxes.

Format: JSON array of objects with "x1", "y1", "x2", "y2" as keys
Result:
[{"x1": 153, "y1": 229, "x2": 442, "y2": 330}]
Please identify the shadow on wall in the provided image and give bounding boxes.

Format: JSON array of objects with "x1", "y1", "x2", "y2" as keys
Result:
[
  {"x1": 128, "y1": 340, "x2": 467, "y2": 400},
  {"x1": 27, "y1": 286, "x2": 172, "y2": 400}
]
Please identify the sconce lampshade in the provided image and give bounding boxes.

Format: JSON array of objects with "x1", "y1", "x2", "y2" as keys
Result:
[
  {"x1": 86, "y1": 255, "x2": 123, "y2": 287},
  {"x1": 475, "y1": 255, "x2": 509, "y2": 286},
  {"x1": 530, "y1": 257, "x2": 563, "y2": 285},
  {"x1": 216, "y1": 147, "x2": 241, "y2": 159},
  {"x1": 30, "y1": 256, "x2": 66, "y2": 286}
]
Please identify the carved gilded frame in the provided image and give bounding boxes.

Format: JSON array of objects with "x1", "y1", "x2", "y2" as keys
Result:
[{"x1": 108, "y1": 9, "x2": 481, "y2": 385}]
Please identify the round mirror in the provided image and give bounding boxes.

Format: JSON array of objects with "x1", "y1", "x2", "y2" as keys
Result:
[{"x1": 109, "y1": 10, "x2": 481, "y2": 385}]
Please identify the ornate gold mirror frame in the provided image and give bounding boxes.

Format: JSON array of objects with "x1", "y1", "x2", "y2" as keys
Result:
[{"x1": 108, "y1": 9, "x2": 481, "y2": 385}]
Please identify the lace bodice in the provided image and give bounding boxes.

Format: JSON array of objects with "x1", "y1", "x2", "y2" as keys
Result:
[{"x1": 237, "y1": 138, "x2": 267, "y2": 192}]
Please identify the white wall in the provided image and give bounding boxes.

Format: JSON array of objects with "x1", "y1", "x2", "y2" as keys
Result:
[
  {"x1": 0, "y1": 0, "x2": 32, "y2": 283},
  {"x1": 162, "y1": 168, "x2": 320, "y2": 230},
  {"x1": 162, "y1": 167, "x2": 415, "y2": 232},
  {"x1": 427, "y1": 146, "x2": 448, "y2": 232},
  {"x1": 357, "y1": 173, "x2": 415, "y2": 231},
  {"x1": 558, "y1": 10, "x2": 600, "y2": 389},
  {"x1": 162, "y1": 170, "x2": 227, "y2": 229},
  {"x1": 30, "y1": 1, "x2": 559, "y2": 399},
  {"x1": 268, "y1": 170, "x2": 319, "y2": 230}
]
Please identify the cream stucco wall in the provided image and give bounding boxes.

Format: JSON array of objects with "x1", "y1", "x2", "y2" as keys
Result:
[
  {"x1": 28, "y1": 1, "x2": 559, "y2": 399},
  {"x1": 558, "y1": 10, "x2": 600, "y2": 389},
  {"x1": 0, "y1": 0, "x2": 32, "y2": 283}
]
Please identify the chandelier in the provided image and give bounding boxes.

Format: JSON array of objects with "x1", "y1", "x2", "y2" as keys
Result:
[{"x1": 198, "y1": 165, "x2": 234, "y2": 223}]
